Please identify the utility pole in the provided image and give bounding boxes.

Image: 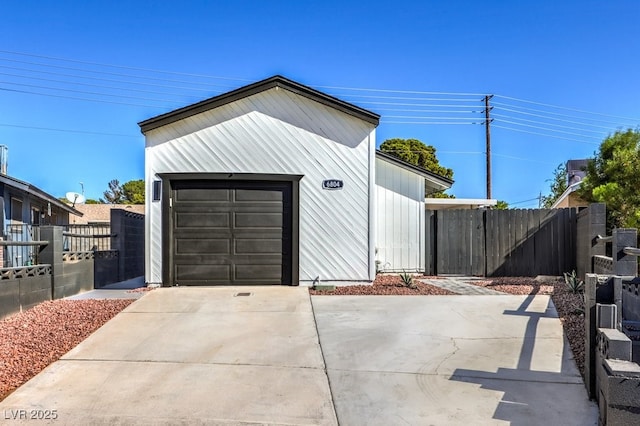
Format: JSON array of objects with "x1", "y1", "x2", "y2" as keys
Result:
[{"x1": 483, "y1": 95, "x2": 494, "y2": 199}]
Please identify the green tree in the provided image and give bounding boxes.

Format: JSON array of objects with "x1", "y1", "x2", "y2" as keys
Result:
[
  {"x1": 540, "y1": 163, "x2": 568, "y2": 208},
  {"x1": 100, "y1": 179, "x2": 145, "y2": 204},
  {"x1": 122, "y1": 179, "x2": 145, "y2": 204},
  {"x1": 578, "y1": 129, "x2": 640, "y2": 229},
  {"x1": 495, "y1": 200, "x2": 509, "y2": 210},
  {"x1": 379, "y1": 138, "x2": 454, "y2": 198}
]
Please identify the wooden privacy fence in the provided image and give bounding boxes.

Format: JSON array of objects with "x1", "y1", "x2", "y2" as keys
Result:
[{"x1": 426, "y1": 208, "x2": 577, "y2": 277}]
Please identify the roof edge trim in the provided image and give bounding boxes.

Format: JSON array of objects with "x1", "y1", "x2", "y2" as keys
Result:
[
  {"x1": 375, "y1": 150, "x2": 454, "y2": 188},
  {"x1": 138, "y1": 75, "x2": 380, "y2": 133}
]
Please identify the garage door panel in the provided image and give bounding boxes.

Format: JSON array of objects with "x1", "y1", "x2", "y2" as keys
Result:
[
  {"x1": 235, "y1": 264, "x2": 282, "y2": 281},
  {"x1": 235, "y1": 239, "x2": 282, "y2": 254},
  {"x1": 170, "y1": 179, "x2": 292, "y2": 285},
  {"x1": 176, "y1": 264, "x2": 232, "y2": 281},
  {"x1": 235, "y1": 188, "x2": 283, "y2": 202},
  {"x1": 176, "y1": 212, "x2": 230, "y2": 229},
  {"x1": 175, "y1": 188, "x2": 231, "y2": 202},
  {"x1": 234, "y1": 212, "x2": 283, "y2": 228},
  {"x1": 176, "y1": 239, "x2": 230, "y2": 255}
]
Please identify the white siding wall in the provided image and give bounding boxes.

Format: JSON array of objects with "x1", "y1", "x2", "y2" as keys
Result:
[
  {"x1": 375, "y1": 158, "x2": 425, "y2": 272},
  {"x1": 145, "y1": 88, "x2": 376, "y2": 285}
]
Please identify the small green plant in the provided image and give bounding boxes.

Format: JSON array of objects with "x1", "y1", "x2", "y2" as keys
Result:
[
  {"x1": 400, "y1": 272, "x2": 417, "y2": 289},
  {"x1": 563, "y1": 270, "x2": 584, "y2": 294}
]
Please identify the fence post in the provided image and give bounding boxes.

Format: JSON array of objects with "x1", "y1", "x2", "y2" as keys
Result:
[
  {"x1": 38, "y1": 226, "x2": 64, "y2": 300},
  {"x1": 613, "y1": 276, "x2": 623, "y2": 331},
  {"x1": 589, "y1": 204, "x2": 607, "y2": 276},
  {"x1": 584, "y1": 273, "x2": 598, "y2": 399},
  {"x1": 110, "y1": 209, "x2": 124, "y2": 282},
  {"x1": 612, "y1": 228, "x2": 638, "y2": 277}
]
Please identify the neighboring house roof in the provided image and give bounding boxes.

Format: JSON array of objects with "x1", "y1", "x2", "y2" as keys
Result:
[
  {"x1": 72, "y1": 204, "x2": 145, "y2": 224},
  {"x1": 375, "y1": 150, "x2": 454, "y2": 191},
  {"x1": 425, "y1": 198, "x2": 498, "y2": 210},
  {"x1": 139, "y1": 75, "x2": 381, "y2": 133},
  {"x1": 0, "y1": 173, "x2": 82, "y2": 217},
  {"x1": 551, "y1": 181, "x2": 583, "y2": 209}
]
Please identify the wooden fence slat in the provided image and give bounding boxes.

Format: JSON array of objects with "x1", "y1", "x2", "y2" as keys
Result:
[{"x1": 430, "y1": 207, "x2": 578, "y2": 277}]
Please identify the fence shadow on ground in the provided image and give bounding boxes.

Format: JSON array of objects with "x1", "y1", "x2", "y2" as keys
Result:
[{"x1": 448, "y1": 292, "x2": 594, "y2": 425}]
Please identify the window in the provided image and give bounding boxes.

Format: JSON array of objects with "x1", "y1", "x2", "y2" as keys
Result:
[
  {"x1": 31, "y1": 207, "x2": 41, "y2": 225},
  {"x1": 10, "y1": 197, "x2": 23, "y2": 224}
]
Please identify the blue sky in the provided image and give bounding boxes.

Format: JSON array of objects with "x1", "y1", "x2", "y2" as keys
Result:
[{"x1": 1, "y1": 1, "x2": 639, "y2": 206}]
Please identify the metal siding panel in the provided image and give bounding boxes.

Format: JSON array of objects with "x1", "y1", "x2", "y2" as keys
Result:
[
  {"x1": 374, "y1": 159, "x2": 424, "y2": 272},
  {"x1": 146, "y1": 88, "x2": 374, "y2": 283}
]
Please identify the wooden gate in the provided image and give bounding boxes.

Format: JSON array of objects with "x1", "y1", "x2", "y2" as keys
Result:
[{"x1": 427, "y1": 208, "x2": 577, "y2": 277}]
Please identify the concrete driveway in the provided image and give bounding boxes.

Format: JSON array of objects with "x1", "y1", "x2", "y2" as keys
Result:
[
  {"x1": 0, "y1": 287, "x2": 597, "y2": 425},
  {"x1": 312, "y1": 294, "x2": 598, "y2": 426}
]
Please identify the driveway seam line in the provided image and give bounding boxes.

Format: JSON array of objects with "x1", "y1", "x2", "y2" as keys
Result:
[
  {"x1": 324, "y1": 368, "x2": 584, "y2": 384},
  {"x1": 57, "y1": 358, "x2": 326, "y2": 369},
  {"x1": 309, "y1": 294, "x2": 341, "y2": 426}
]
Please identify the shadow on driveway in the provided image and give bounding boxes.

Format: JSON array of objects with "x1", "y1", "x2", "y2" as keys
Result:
[{"x1": 312, "y1": 294, "x2": 598, "y2": 426}]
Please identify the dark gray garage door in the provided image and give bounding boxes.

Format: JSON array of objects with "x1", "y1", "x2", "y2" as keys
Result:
[{"x1": 170, "y1": 180, "x2": 292, "y2": 285}]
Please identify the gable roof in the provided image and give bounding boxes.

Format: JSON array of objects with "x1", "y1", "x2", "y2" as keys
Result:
[
  {"x1": 0, "y1": 174, "x2": 83, "y2": 216},
  {"x1": 550, "y1": 181, "x2": 583, "y2": 209},
  {"x1": 139, "y1": 75, "x2": 381, "y2": 134},
  {"x1": 375, "y1": 150, "x2": 454, "y2": 191}
]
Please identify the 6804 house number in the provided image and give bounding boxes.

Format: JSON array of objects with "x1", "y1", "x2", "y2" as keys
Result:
[{"x1": 4, "y1": 409, "x2": 58, "y2": 420}]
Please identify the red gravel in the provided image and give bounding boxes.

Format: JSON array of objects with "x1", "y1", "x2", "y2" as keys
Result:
[
  {"x1": 471, "y1": 276, "x2": 556, "y2": 295},
  {"x1": 0, "y1": 299, "x2": 134, "y2": 402},
  {"x1": 309, "y1": 274, "x2": 455, "y2": 295}
]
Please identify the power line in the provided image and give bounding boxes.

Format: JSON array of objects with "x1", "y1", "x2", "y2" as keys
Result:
[
  {"x1": 0, "y1": 80, "x2": 184, "y2": 104},
  {"x1": 355, "y1": 101, "x2": 482, "y2": 108},
  {"x1": 0, "y1": 64, "x2": 228, "y2": 93},
  {"x1": 1, "y1": 50, "x2": 636, "y2": 126},
  {"x1": 333, "y1": 93, "x2": 482, "y2": 102},
  {"x1": 493, "y1": 102, "x2": 632, "y2": 124},
  {"x1": 0, "y1": 70, "x2": 204, "y2": 100},
  {"x1": 384, "y1": 115, "x2": 480, "y2": 120},
  {"x1": 0, "y1": 49, "x2": 252, "y2": 82},
  {"x1": 509, "y1": 197, "x2": 541, "y2": 205},
  {"x1": 382, "y1": 121, "x2": 481, "y2": 125},
  {"x1": 494, "y1": 118, "x2": 602, "y2": 140},
  {"x1": 439, "y1": 151, "x2": 483, "y2": 155},
  {"x1": 492, "y1": 104, "x2": 624, "y2": 130},
  {"x1": 492, "y1": 124, "x2": 600, "y2": 144},
  {"x1": 0, "y1": 57, "x2": 239, "y2": 90},
  {"x1": 316, "y1": 85, "x2": 485, "y2": 96},
  {"x1": 494, "y1": 94, "x2": 640, "y2": 121},
  {"x1": 0, "y1": 86, "x2": 167, "y2": 109},
  {"x1": 492, "y1": 153, "x2": 557, "y2": 165},
  {"x1": 492, "y1": 113, "x2": 607, "y2": 135},
  {"x1": 373, "y1": 108, "x2": 479, "y2": 113},
  {"x1": 0, "y1": 123, "x2": 140, "y2": 138}
]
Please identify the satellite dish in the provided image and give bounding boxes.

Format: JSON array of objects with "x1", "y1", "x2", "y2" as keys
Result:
[{"x1": 65, "y1": 191, "x2": 86, "y2": 207}]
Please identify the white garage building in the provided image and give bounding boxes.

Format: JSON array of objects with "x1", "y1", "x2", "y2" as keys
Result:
[{"x1": 139, "y1": 76, "x2": 452, "y2": 286}]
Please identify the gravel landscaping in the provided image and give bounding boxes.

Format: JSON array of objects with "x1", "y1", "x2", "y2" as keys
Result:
[
  {"x1": 0, "y1": 299, "x2": 134, "y2": 402},
  {"x1": 309, "y1": 274, "x2": 455, "y2": 295}
]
